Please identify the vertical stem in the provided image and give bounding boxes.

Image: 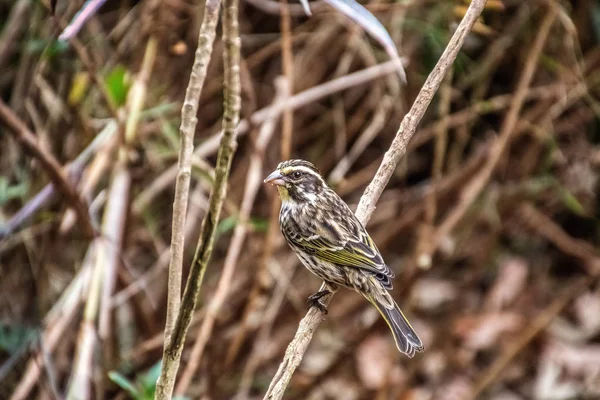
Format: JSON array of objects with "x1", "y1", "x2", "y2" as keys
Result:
[
  {"x1": 162, "y1": 0, "x2": 221, "y2": 352},
  {"x1": 155, "y1": 0, "x2": 222, "y2": 398},
  {"x1": 155, "y1": 0, "x2": 241, "y2": 397}
]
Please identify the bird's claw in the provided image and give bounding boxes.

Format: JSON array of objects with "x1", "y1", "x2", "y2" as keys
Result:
[
  {"x1": 307, "y1": 297, "x2": 328, "y2": 314},
  {"x1": 307, "y1": 290, "x2": 331, "y2": 314}
]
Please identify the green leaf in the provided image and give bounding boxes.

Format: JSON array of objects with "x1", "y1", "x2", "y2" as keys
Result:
[
  {"x1": 104, "y1": 65, "x2": 131, "y2": 107},
  {"x1": 26, "y1": 39, "x2": 69, "y2": 58},
  {"x1": 161, "y1": 120, "x2": 180, "y2": 150},
  {"x1": 592, "y1": 3, "x2": 600, "y2": 44},
  {"x1": 558, "y1": 187, "x2": 586, "y2": 216},
  {"x1": 540, "y1": 54, "x2": 563, "y2": 74},
  {"x1": 250, "y1": 217, "x2": 269, "y2": 233},
  {"x1": 0, "y1": 177, "x2": 29, "y2": 206},
  {"x1": 0, "y1": 323, "x2": 37, "y2": 353},
  {"x1": 138, "y1": 361, "x2": 162, "y2": 393},
  {"x1": 108, "y1": 371, "x2": 141, "y2": 399},
  {"x1": 216, "y1": 215, "x2": 238, "y2": 237}
]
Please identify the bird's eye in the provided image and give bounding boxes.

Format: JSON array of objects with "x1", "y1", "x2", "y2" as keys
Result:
[{"x1": 292, "y1": 171, "x2": 302, "y2": 179}]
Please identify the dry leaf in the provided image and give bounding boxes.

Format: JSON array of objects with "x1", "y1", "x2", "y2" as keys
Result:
[
  {"x1": 574, "y1": 290, "x2": 600, "y2": 337},
  {"x1": 307, "y1": 378, "x2": 361, "y2": 400},
  {"x1": 401, "y1": 388, "x2": 433, "y2": 400},
  {"x1": 546, "y1": 341, "x2": 600, "y2": 376},
  {"x1": 486, "y1": 257, "x2": 529, "y2": 310},
  {"x1": 419, "y1": 351, "x2": 447, "y2": 382},
  {"x1": 410, "y1": 279, "x2": 458, "y2": 311},
  {"x1": 534, "y1": 357, "x2": 581, "y2": 400},
  {"x1": 434, "y1": 377, "x2": 472, "y2": 400},
  {"x1": 454, "y1": 312, "x2": 525, "y2": 350},
  {"x1": 355, "y1": 334, "x2": 395, "y2": 390}
]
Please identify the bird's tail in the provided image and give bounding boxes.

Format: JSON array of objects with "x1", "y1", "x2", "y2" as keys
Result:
[{"x1": 367, "y1": 293, "x2": 424, "y2": 358}]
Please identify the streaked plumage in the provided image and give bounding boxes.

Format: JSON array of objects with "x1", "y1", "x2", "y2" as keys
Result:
[{"x1": 264, "y1": 159, "x2": 424, "y2": 358}]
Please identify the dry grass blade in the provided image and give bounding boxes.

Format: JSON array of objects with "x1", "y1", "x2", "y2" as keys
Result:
[
  {"x1": 65, "y1": 34, "x2": 155, "y2": 394},
  {"x1": 519, "y1": 203, "x2": 600, "y2": 274},
  {"x1": 3, "y1": 0, "x2": 599, "y2": 398},
  {"x1": 432, "y1": 2, "x2": 558, "y2": 252},
  {"x1": 466, "y1": 276, "x2": 595, "y2": 400},
  {"x1": 0, "y1": 99, "x2": 96, "y2": 238},
  {"x1": 133, "y1": 59, "x2": 402, "y2": 214},
  {"x1": 320, "y1": 0, "x2": 407, "y2": 82}
]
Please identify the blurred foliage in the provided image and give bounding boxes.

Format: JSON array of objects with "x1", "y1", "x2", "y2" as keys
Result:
[
  {"x1": 0, "y1": 0, "x2": 599, "y2": 398},
  {"x1": 109, "y1": 362, "x2": 189, "y2": 400}
]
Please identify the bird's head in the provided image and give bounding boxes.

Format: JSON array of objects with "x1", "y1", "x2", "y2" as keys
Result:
[{"x1": 264, "y1": 159, "x2": 326, "y2": 203}]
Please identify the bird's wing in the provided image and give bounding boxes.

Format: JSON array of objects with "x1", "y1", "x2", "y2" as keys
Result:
[{"x1": 286, "y1": 216, "x2": 395, "y2": 285}]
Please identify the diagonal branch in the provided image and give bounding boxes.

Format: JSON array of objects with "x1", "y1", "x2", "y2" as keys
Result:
[
  {"x1": 0, "y1": 99, "x2": 95, "y2": 238},
  {"x1": 263, "y1": 1, "x2": 489, "y2": 398},
  {"x1": 431, "y1": 3, "x2": 557, "y2": 249}
]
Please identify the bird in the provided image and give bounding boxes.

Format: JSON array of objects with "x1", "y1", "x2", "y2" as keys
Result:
[{"x1": 264, "y1": 159, "x2": 424, "y2": 358}]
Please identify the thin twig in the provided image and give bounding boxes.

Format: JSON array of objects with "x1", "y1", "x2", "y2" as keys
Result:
[
  {"x1": 466, "y1": 276, "x2": 595, "y2": 400},
  {"x1": 353, "y1": 0, "x2": 487, "y2": 222},
  {"x1": 155, "y1": 0, "x2": 241, "y2": 396},
  {"x1": 415, "y1": 67, "x2": 453, "y2": 269},
  {"x1": 0, "y1": 121, "x2": 116, "y2": 241},
  {"x1": 519, "y1": 203, "x2": 600, "y2": 274},
  {"x1": 0, "y1": 0, "x2": 31, "y2": 71},
  {"x1": 10, "y1": 264, "x2": 92, "y2": 400},
  {"x1": 432, "y1": 3, "x2": 558, "y2": 251},
  {"x1": 263, "y1": 1, "x2": 489, "y2": 398},
  {"x1": 225, "y1": 80, "x2": 294, "y2": 366},
  {"x1": 279, "y1": 0, "x2": 294, "y2": 161},
  {"x1": 134, "y1": 59, "x2": 404, "y2": 227},
  {"x1": 328, "y1": 94, "x2": 393, "y2": 184},
  {"x1": 0, "y1": 99, "x2": 96, "y2": 238}
]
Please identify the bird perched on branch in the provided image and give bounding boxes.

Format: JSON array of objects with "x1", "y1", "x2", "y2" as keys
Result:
[{"x1": 264, "y1": 159, "x2": 424, "y2": 357}]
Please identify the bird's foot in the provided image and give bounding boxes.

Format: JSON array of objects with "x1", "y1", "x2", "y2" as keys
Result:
[{"x1": 307, "y1": 289, "x2": 331, "y2": 314}]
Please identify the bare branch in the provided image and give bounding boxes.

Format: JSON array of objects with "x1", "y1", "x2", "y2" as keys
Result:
[
  {"x1": 263, "y1": 1, "x2": 489, "y2": 398},
  {"x1": 432, "y1": 2, "x2": 557, "y2": 251},
  {"x1": 0, "y1": 99, "x2": 96, "y2": 238},
  {"x1": 354, "y1": 0, "x2": 488, "y2": 223}
]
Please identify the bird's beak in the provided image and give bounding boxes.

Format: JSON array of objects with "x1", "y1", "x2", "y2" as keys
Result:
[{"x1": 264, "y1": 170, "x2": 285, "y2": 186}]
